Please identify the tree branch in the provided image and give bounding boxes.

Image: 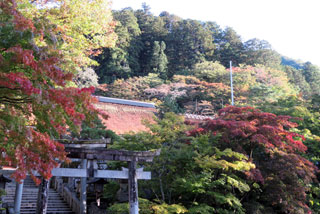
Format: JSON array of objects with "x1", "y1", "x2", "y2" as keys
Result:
[
  {"x1": 0, "y1": 96, "x2": 32, "y2": 104},
  {"x1": 0, "y1": 86, "x2": 20, "y2": 91}
]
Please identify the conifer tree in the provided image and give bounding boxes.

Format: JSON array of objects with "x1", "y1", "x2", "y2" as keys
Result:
[{"x1": 150, "y1": 41, "x2": 168, "y2": 80}]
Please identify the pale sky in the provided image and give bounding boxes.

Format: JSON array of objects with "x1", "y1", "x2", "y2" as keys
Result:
[{"x1": 111, "y1": 0, "x2": 320, "y2": 67}]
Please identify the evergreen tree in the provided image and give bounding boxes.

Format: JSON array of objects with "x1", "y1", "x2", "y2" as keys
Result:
[
  {"x1": 243, "y1": 38, "x2": 281, "y2": 68},
  {"x1": 159, "y1": 11, "x2": 182, "y2": 33},
  {"x1": 95, "y1": 8, "x2": 142, "y2": 83},
  {"x1": 302, "y1": 62, "x2": 320, "y2": 95},
  {"x1": 134, "y1": 5, "x2": 168, "y2": 75},
  {"x1": 150, "y1": 41, "x2": 168, "y2": 79},
  {"x1": 166, "y1": 19, "x2": 215, "y2": 77},
  {"x1": 213, "y1": 27, "x2": 244, "y2": 67},
  {"x1": 283, "y1": 65, "x2": 311, "y2": 98}
]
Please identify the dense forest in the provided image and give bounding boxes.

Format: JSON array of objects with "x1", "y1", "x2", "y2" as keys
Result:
[{"x1": 77, "y1": 4, "x2": 320, "y2": 214}]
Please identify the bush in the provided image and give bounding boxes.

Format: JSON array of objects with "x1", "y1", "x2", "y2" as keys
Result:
[
  {"x1": 188, "y1": 204, "x2": 215, "y2": 214},
  {"x1": 106, "y1": 198, "x2": 187, "y2": 214}
]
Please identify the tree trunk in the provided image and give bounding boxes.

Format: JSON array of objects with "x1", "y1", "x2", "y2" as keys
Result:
[{"x1": 36, "y1": 178, "x2": 50, "y2": 214}]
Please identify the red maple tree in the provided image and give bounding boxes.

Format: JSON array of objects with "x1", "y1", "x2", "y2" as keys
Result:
[
  {"x1": 0, "y1": 0, "x2": 112, "y2": 183},
  {"x1": 189, "y1": 106, "x2": 317, "y2": 213}
]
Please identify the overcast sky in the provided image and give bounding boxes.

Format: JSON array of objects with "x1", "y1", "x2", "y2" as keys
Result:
[{"x1": 111, "y1": 0, "x2": 320, "y2": 67}]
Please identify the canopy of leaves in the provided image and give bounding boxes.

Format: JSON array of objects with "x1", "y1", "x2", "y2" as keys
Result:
[
  {"x1": 243, "y1": 38, "x2": 281, "y2": 68},
  {"x1": 192, "y1": 61, "x2": 227, "y2": 83},
  {"x1": 190, "y1": 106, "x2": 317, "y2": 213},
  {"x1": 0, "y1": 0, "x2": 115, "y2": 182},
  {"x1": 111, "y1": 113, "x2": 255, "y2": 213},
  {"x1": 30, "y1": 0, "x2": 117, "y2": 71},
  {"x1": 95, "y1": 8, "x2": 142, "y2": 83}
]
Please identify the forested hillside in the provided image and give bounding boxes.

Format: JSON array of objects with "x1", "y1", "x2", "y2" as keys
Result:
[
  {"x1": 90, "y1": 5, "x2": 320, "y2": 214},
  {"x1": 92, "y1": 5, "x2": 320, "y2": 114}
]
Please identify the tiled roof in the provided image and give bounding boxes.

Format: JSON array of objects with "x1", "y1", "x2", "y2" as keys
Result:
[
  {"x1": 97, "y1": 96, "x2": 155, "y2": 108},
  {"x1": 95, "y1": 96, "x2": 217, "y2": 134},
  {"x1": 95, "y1": 97, "x2": 156, "y2": 135}
]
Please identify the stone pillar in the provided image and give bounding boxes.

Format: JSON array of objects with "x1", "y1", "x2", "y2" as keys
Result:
[
  {"x1": 14, "y1": 179, "x2": 24, "y2": 214},
  {"x1": 128, "y1": 161, "x2": 138, "y2": 214},
  {"x1": 80, "y1": 159, "x2": 87, "y2": 214}
]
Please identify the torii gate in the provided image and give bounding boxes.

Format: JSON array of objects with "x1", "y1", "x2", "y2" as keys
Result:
[{"x1": 1, "y1": 145, "x2": 160, "y2": 214}]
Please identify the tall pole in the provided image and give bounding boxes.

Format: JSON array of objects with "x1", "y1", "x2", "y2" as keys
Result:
[{"x1": 230, "y1": 61, "x2": 234, "y2": 106}]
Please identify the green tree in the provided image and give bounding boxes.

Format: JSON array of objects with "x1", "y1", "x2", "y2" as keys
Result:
[
  {"x1": 30, "y1": 0, "x2": 117, "y2": 71},
  {"x1": 111, "y1": 113, "x2": 254, "y2": 213},
  {"x1": 213, "y1": 27, "x2": 244, "y2": 67},
  {"x1": 159, "y1": 11, "x2": 182, "y2": 33},
  {"x1": 166, "y1": 19, "x2": 215, "y2": 77},
  {"x1": 134, "y1": 4, "x2": 168, "y2": 75},
  {"x1": 192, "y1": 61, "x2": 227, "y2": 83},
  {"x1": 247, "y1": 65, "x2": 297, "y2": 105},
  {"x1": 302, "y1": 62, "x2": 320, "y2": 95},
  {"x1": 243, "y1": 38, "x2": 281, "y2": 68},
  {"x1": 95, "y1": 8, "x2": 142, "y2": 83},
  {"x1": 283, "y1": 65, "x2": 311, "y2": 98},
  {"x1": 150, "y1": 41, "x2": 168, "y2": 79},
  {"x1": 203, "y1": 21, "x2": 222, "y2": 44}
]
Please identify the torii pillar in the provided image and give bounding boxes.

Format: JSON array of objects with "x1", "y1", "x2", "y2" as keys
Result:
[{"x1": 128, "y1": 161, "x2": 138, "y2": 214}]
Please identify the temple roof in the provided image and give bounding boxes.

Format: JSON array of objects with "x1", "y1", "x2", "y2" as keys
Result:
[
  {"x1": 94, "y1": 96, "x2": 216, "y2": 134},
  {"x1": 95, "y1": 96, "x2": 157, "y2": 134}
]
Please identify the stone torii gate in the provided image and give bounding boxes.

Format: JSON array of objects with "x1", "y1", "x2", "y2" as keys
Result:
[{"x1": 3, "y1": 145, "x2": 160, "y2": 214}]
